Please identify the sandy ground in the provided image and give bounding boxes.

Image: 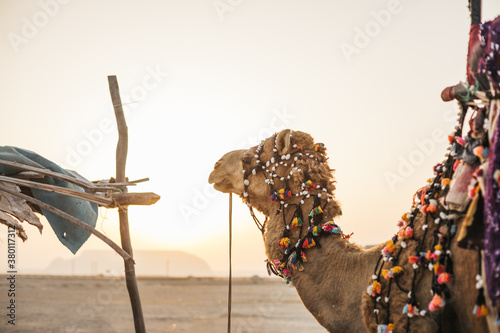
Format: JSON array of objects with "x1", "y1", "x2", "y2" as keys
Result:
[{"x1": 0, "y1": 275, "x2": 326, "y2": 333}]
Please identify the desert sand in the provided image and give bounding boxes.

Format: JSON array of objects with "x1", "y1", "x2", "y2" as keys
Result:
[{"x1": 1, "y1": 275, "x2": 326, "y2": 333}]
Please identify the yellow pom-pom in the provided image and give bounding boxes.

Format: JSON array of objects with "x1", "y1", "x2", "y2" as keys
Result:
[
  {"x1": 392, "y1": 266, "x2": 403, "y2": 275},
  {"x1": 373, "y1": 280, "x2": 381, "y2": 294},
  {"x1": 481, "y1": 305, "x2": 489, "y2": 316},
  {"x1": 401, "y1": 213, "x2": 409, "y2": 222},
  {"x1": 279, "y1": 237, "x2": 291, "y2": 247}
]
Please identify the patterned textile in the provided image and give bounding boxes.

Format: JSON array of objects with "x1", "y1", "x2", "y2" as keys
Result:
[{"x1": 481, "y1": 16, "x2": 500, "y2": 307}]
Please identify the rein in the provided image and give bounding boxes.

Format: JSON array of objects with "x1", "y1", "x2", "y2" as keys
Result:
[{"x1": 227, "y1": 193, "x2": 232, "y2": 333}]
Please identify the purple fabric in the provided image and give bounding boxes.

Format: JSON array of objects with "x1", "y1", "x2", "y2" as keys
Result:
[
  {"x1": 485, "y1": 103, "x2": 500, "y2": 306},
  {"x1": 482, "y1": 16, "x2": 500, "y2": 307},
  {"x1": 482, "y1": 19, "x2": 500, "y2": 91}
]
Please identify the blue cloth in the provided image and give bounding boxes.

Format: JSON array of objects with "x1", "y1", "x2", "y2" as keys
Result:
[{"x1": 0, "y1": 146, "x2": 98, "y2": 254}]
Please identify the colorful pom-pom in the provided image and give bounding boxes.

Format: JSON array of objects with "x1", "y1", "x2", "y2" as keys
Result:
[
  {"x1": 308, "y1": 205, "x2": 323, "y2": 217},
  {"x1": 433, "y1": 263, "x2": 445, "y2": 274},
  {"x1": 274, "y1": 259, "x2": 286, "y2": 269},
  {"x1": 403, "y1": 303, "x2": 421, "y2": 317},
  {"x1": 392, "y1": 266, "x2": 403, "y2": 277},
  {"x1": 321, "y1": 222, "x2": 341, "y2": 234},
  {"x1": 290, "y1": 252, "x2": 304, "y2": 271},
  {"x1": 405, "y1": 226, "x2": 414, "y2": 238},
  {"x1": 376, "y1": 323, "x2": 393, "y2": 333},
  {"x1": 291, "y1": 217, "x2": 303, "y2": 228},
  {"x1": 314, "y1": 143, "x2": 327, "y2": 155},
  {"x1": 408, "y1": 256, "x2": 420, "y2": 265},
  {"x1": 310, "y1": 225, "x2": 320, "y2": 237},
  {"x1": 279, "y1": 237, "x2": 291, "y2": 248},
  {"x1": 401, "y1": 213, "x2": 410, "y2": 223},
  {"x1": 302, "y1": 237, "x2": 316, "y2": 249},
  {"x1": 428, "y1": 293, "x2": 446, "y2": 312},
  {"x1": 422, "y1": 201, "x2": 437, "y2": 214},
  {"x1": 367, "y1": 280, "x2": 382, "y2": 297},
  {"x1": 303, "y1": 180, "x2": 316, "y2": 191},
  {"x1": 278, "y1": 188, "x2": 292, "y2": 200},
  {"x1": 437, "y1": 272, "x2": 452, "y2": 284},
  {"x1": 382, "y1": 240, "x2": 396, "y2": 256},
  {"x1": 382, "y1": 266, "x2": 403, "y2": 279},
  {"x1": 473, "y1": 304, "x2": 489, "y2": 317}
]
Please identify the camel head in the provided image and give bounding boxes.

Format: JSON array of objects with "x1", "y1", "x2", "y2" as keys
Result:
[
  {"x1": 209, "y1": 129, "x2": 340, "y2": 218},
  {"x1": 208, "y1": 149, "x2": 247, "y2": 194}
]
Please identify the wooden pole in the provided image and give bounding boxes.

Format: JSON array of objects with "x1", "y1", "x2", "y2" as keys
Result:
[{"x1": 108, "y1": 75, "x2": 146, "y2": 333}]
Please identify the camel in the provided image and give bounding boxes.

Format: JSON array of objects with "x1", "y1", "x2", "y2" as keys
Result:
[{"x1": 209, "y1": 129, "x2": 490, "y2": 332}]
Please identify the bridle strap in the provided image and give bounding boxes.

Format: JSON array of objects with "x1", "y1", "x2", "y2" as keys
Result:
[{"x1": 249, "y1": 206, "x2": 267, "y2": 234}]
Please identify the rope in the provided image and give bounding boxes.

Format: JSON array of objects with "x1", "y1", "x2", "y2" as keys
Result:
[{"x1": 227, "y1": 193, "x2": 233, "y2": 333}]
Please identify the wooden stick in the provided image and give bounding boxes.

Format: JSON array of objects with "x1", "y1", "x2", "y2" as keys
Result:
[
  {"x1": 111, "y1": 192, "x2": 161, "y2": 206},
  {"x1": 93, "y1": 182, "x2": 136, "y2": 187},
  {"x1": 127, "y1": 177, "x2": 150, "y2": 184},
  {"x1": 108, "y1": 75, "x2": 146, "y2": 333},
  {"x1": 92, "y1": 178, "x2": 149, "y2": 186},
  {"x1": 0, "y1": 183, "x2": 133, "y2": 263},
  {"x1": 0, "y1": 175, "x2": 113, "y2": 206}
]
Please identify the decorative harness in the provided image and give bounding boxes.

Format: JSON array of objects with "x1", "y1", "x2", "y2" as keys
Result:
[
  {"x1": 368, "y1": 97, "x2": 491, "y2": 333},
  {"x1": 241, "y1": 132, "x2": 349, "y2": 283}
]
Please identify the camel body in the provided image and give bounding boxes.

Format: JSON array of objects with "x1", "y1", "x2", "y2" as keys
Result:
[{"x1": 209, "y1": 129, "x2": 489, "y2": 332}]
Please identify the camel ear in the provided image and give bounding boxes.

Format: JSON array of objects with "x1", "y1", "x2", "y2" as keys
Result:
[{"x1": 276, "y1": 129, "x2": 292, "y2": 155}]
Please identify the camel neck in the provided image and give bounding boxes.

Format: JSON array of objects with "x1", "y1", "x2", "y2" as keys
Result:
[
  {"x1": 261, "y1": 195, "x2": 347, "y2": 275},
  {"x1": 261, "y1": 200, "x2": 383, "y2": 331}
]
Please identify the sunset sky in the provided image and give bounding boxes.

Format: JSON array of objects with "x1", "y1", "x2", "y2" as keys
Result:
[{"x1": 1, "y1": 0, "x2": 500, "y2": 277}]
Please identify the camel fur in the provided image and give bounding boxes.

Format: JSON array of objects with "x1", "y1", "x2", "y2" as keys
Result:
[{"x1": 209, "y1": 129, "x2": 489, "y2": 332}]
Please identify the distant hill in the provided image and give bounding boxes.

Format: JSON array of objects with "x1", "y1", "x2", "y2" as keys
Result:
[{"x1": 41, "y1": 250, "x2": 212, "y2": 277}]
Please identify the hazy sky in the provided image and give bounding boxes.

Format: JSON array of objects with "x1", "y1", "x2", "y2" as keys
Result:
[{"x1": 1, "y1": 0, "x2": 500, "y2": 277}]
